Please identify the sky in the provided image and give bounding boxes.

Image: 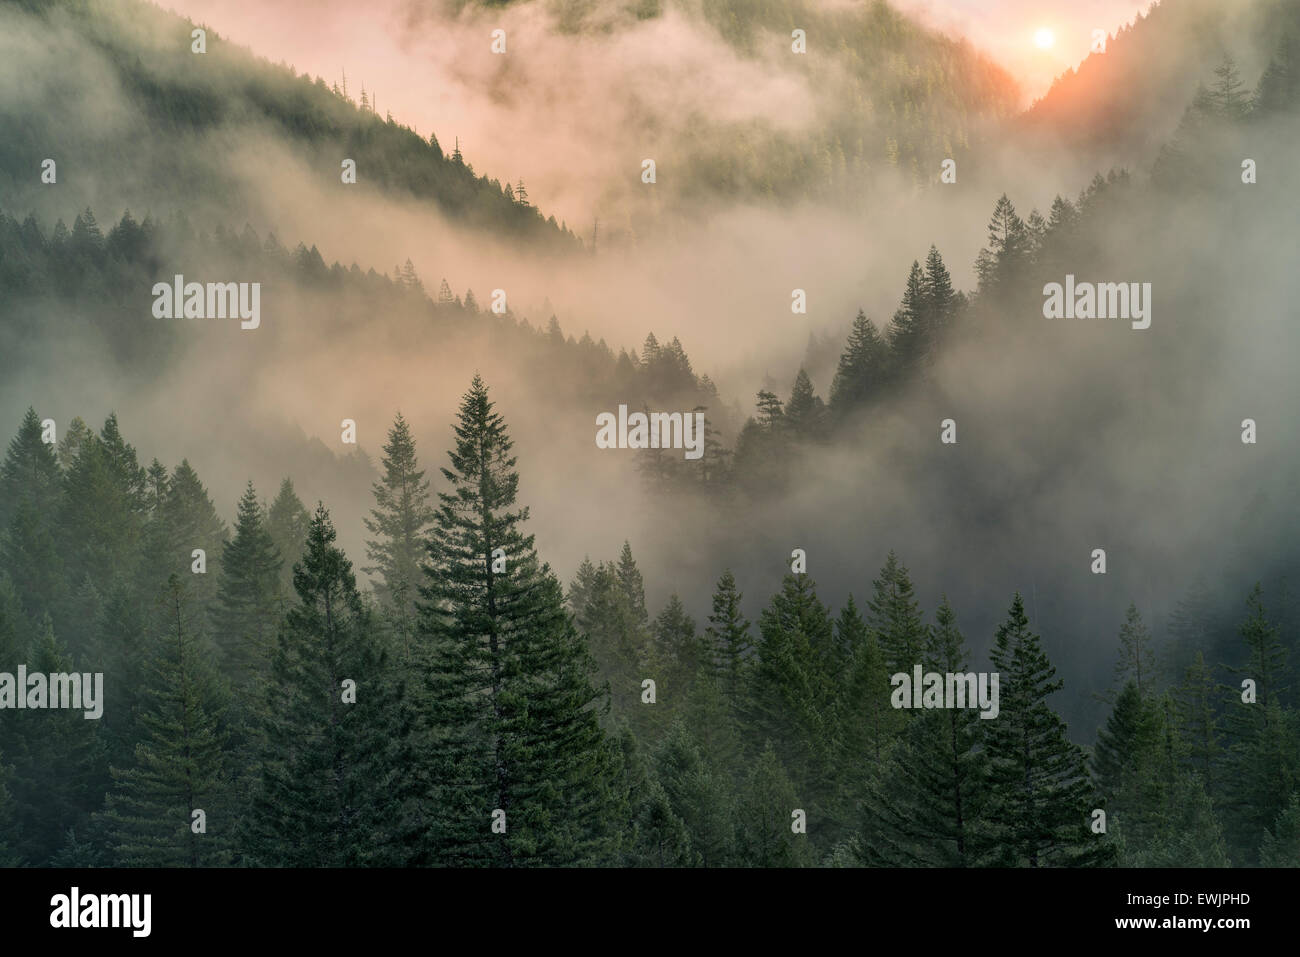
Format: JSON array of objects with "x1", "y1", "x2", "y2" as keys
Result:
[
  {"x1": 156, "y1": 0, "x2": 1161, "y2": 238},
  {"x1": 893, "y1": 0, "x2": 1153, "y2": 101},
  {"x1": 165, "y1": 0, "x2": 1156, "y2": 119}
]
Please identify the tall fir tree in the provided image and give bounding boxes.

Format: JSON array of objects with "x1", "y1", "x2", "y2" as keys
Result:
[
  {"x1": 417, "y1": 375, "x2": 620, "y2": 866},
  {"x1": 244, "y1": 505, "x2": 397, "y2": 866},
  {"x1": 655, "y1": 721, "x2": 732, "y2": 866},
  {"x1": 985, "y1": 594, "x2": 1109, "y2": 866},
  {"x1": 732, "y1": 742, "x2": 813, "y2": 867},
  {"x1": 1175, "y1": 650, "x2": 1221, "y2": 791},
  {"x1": 888, "y1": 261, "x2": 927, "y2": 370},
  {"x1": 265, "y1": 477, "x2": 311, "y2": 602},
  {"x1": 746, "y1": 573, "x2": 840, "y2": 828},
  {"x1": 1220, "y1": 588, "x2": 1298, "y2": 862},
  {"x1": 866, "y1": 551, "x2": 929, "y2": 677},
  {"x1": 839, "y1": 593, "x2": 898, "y2": 767},
  {"x1": 650, "y1": 594, "x2": 707, "y2": 711},
  {"x1": 100, "y1": 575, "x2": 231, "y2": 866},
  {"x1": 919, "y1": 245, "x2": 957, "y2": 362},
  {"x1": 363, "y1": 413, "x2": 437, "y2": 652},
  {"x1": 705, "y1": 569, "x2": 751, "y2": 705},
  {"x1": 4, "y1": 617, "x2": 108, "y2": 865},
  {"x1": 158, "y1": 460, "x2": 226, "y2": 615},
  {"x1": 573, "y1": 559, "x2": 649, "y2": 726},
  {"x1": 1231, "y1": 583, "x2": 1289, "y2": 708},
  {"x1": 829, "y1": 311, "x2": 890, "y2": 414},
  {"x1": 1112, "y1": 602, "x2": 1156, "y2": 698},
  {"x1": 974, "y1": 194, "x2": 1030, "y2": 295},
  {"x1": 859, "y1": 596, "x2": 991, "y2": 866},
  {"x1": 213, "y1": 481, "x2": 282, "y2": 694},
  {"x1": 784, "y1": 369, "x2": 828, "y2": 438},
  {"x1": 0, "y1": 407, "x2": 62, "y2": 533},
  {"x1": 59, "y1": 417, "x2": 147, "y2": 596}
]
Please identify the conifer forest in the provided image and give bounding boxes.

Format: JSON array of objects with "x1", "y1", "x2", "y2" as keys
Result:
[{"x1": 1, "y1": 0, "x2": 1299, "y2": 881}]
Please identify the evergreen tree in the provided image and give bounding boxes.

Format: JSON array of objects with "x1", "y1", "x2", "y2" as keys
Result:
[
  {"x1": 1112, "y1": 602, "x2": 1156, "y2": 698},
  {"x1": 859, "y1": 596, "x2": 991, "y2": 866},
  {"x1": 244, "y1": 505, "x2": 396, "y2": 866},
  {"x1": 363, "y1": 413, "x2": 436, "y2": 656},
  {"x1": 417, "y1": 375, "x2": 619, "y2": 866},
  {"x1": 682, "y1": 663, "x2": 744, "y2": 787},
  {"x1": 754, "y1": 390, "x2": 784, "y2": 431},
  {"x1": 746, "y1": 573, "x2": 839, "y2": 823},
  {"x1": 59, "y1": 418, "x2": 147, "y2": 594},
  {"x1": 1092, "y1": 682, "x2": 1179, "y2": 854},
  {"x1": 567, "y1": 556, "x2": 598, "y2": 618},
  {"x1": 732, "y1": 742, "x2": 812, "y2": 866},
  {"x1": 4, "y1": 617, "x2": 108, "y2": 865},
  {"x1": 975, "y1": 194, "x2": 1029, "y2": 294},
  {"x1": 866, "y1": 551, "x2": 929, "y2": 677},
  {"x1": 985, "y1": 594, "x2": 1108, "y2": 866},
  {"x1": 100, "y1": 575, "x2": 230, "y2": 866},
  {"x1": 705, "y1": 569, "x2": 751, "y2": 704},
  {"x1": 213, "y1": 482, "x2": 282, "y2": 693},
  {"x1": 888, "y1": 261, "x2": 926, "y2": 369},
  {"x1": 265, "y1": 478, "x2": 310, "y2": 601},
  {"x1": 784, "y1": 369, "x2": 828, "y2": 438},
  {"x1": 56, "y1": 417, "x2": 92, "y2": 471},
  {"x1": 1260, "y1": 792, "x2": 1300, "y2": 866},
  {"x1": 1175, "y1": 650, "x2": 1221, "y2": 790},
  {"x1": 574, "y1": 559, "x2": 647, "y2": 725},
  {"x1": 614, "y1": 541, "x2": 648, "y2": 626},
  {"x1": 90, "y1": 583, "x2": 151, "y2": 769},
  {"x1": 651, "y1": 594, "x2": 706, "y2": 710},
  {"x1": 839, "y1": 593, "x2": 897, "y2": 765},
  {"x1": 1253, "y1": 34, "x2": 1300, "y2": 116},
  {"x1": 1206, "y1": 54, "x2": 1250, "y2": 119},
  {"x1": 919, "y1": 245, "x2": 956, "y2": 357},
  {"x1": 616, "y1": 729, "x2": 692, "y2": 866},
  {"x1": 0, "y1": 407, "x2": 62, "y2": 533},
  {"x1": 1231, "y1": 583, "x2": 1289, "y2": 708},
  {"x1": 655, "y1": 722, "x2": 731, "y2": 866},
  {"x1": 1221, "y1": 697, "x2": 1300, "y2": 863},
  {"x1": 1093, "y1": 682, "x2": 1156, "y2": 805},
  {"x1": 1119, "y1": 770, "x2": 1229, "y2": 867},
  {"x1": 158, "y1": 460, "x2": 226, "y2": 613},
  {"x1": 3, "y1": 488, "x2": 68, "y2": 634}
]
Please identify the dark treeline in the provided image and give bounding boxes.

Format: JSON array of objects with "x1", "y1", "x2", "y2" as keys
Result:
[
  {"x1": 0, "y1": 201, "x2": 734, "y2": 443},
  {"x1": 1, "y1": 378, "x2": 1296, "y2": 867}
]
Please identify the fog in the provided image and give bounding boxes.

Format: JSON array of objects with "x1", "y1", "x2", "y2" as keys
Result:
[{"x1": 1, "y1": 0, "x2": 1296, "y2": 735}]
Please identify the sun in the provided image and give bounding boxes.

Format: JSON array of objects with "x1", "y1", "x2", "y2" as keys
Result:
[{"x1": 1034, "y1": 27, "x2": 1055, "y2": 50}]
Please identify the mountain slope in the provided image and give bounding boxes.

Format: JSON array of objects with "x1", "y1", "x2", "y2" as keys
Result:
[
  {"x1": 0, "y1": 0, "x2": 579, "y2": 248},
  {"x1": 1019, "y1": 0, "x2": 1300, "y2": 169}
]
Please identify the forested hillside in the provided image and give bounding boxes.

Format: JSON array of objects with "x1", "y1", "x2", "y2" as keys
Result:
[
  {"x1": 2, "y1": 0, "x2": 1300, "y2": 872},
  {"x1": 1020, "y1": 0, "x2": 1300, "y2": 169},
  {"x1": 0, "y1": 0, "x2": 580, "y2": 246}
]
